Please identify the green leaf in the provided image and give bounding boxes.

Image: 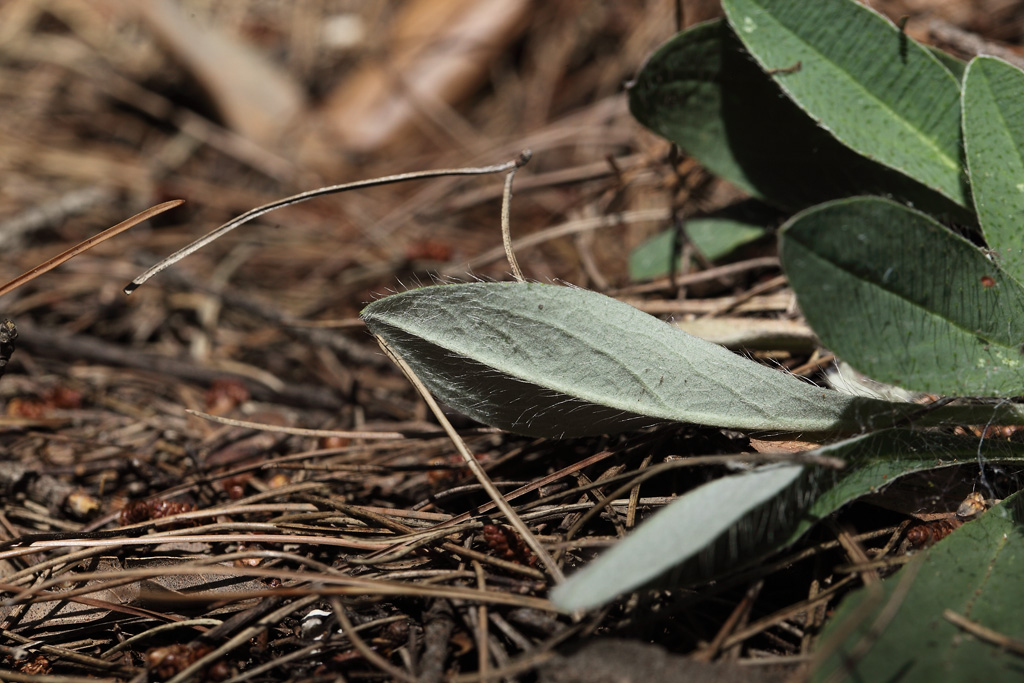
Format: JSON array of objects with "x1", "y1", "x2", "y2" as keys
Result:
[
  {"x1": 780, "y1": 197, "x2": 1024, "y2": 396},
  {"x1": 813, "y1": 491, "x2": 1024, "y2": 682},
  {"x1": 629, "y1": 20, "x2": 755, "y2": 197},
  {"x1": 363, "y1": 282, "x2": 1024, "y2": 435},
  {"x1": 790, "y1": 431, "x2": 1024, "y2": 543},
  {"x1": 551, "y1": 464, "x2": 805, "y2": 611},
  {"x1": 551, "y1": 429, "x2": 1024, "y2": 611},
  {"x1": 963, "y1": 56, "x2": 1024, "y2": 283},
  {"x1": 628, "y1": 229, "x2": 676, "y2": 282},
  {"x1": 628, "y1": 217, "x2": 767, "y2": 281},
  {"x1": 722, "y1": 0, "x2": 968, "y2": 207},
  {"x1": 628, "y1": 20, "x2": 971, "y2": 221},
  {"x1": 362, "y1": 282, "x2": 948, "y2": 437},
  {"x1": 929, "y1": 46, "x2": 966, "y2": 81}
]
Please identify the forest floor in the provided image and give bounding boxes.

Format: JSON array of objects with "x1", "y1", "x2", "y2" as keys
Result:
[{"x1": 1, "y1": 1, "x2": 1021, "y2": 681}]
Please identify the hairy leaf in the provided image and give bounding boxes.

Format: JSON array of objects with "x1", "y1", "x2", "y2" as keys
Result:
[
  {"x1": 552, "y1": 429, "x2": 1024, "y2": 611},
  {"x1": 781, "y1": 197, "x2": 1024, "y2": 395},
  {"x1": 551, "y1": 464, "x2": 805, "y2": 611},
  {"x1": 722, "y1": 0, "x2": 968, "y2": 206},
  {"x1": 963, "y1": 56, "x2": 1024, "y2": 283},
  {"x1": 629, "y1": 20, "x2": 969, "y2": 220},
  {"x1": 362, "y1": 282, "x2": 941, "y2": 437},
  {"x1": 813, "y1": 491, "x2": 1024, "y2": 682}
]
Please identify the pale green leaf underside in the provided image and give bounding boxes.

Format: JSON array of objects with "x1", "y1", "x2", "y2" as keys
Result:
[
  {"x1": 364, "y1": 282, "x2": 1024, "y2": 435},
  {"x1": 781, "y1": 197, "x2": 1024, "y2": 396},
  {"x1": 814, "y1": 491, "x2": 1024, "y2": 682},
  {"x1": 362, "y1": 282, "x2": 922, "y2": 437},
  {"x1": 963, "y1": 56, "x2": 1024, "y2": 283},
  {"x1": 551, "y1": 464, "x2": 804, "y2": 611},
  {"x1": 722, "y1": 0, "x2": 967, "y2": 206},
  {"x1": 552, "y1": 429, "x2": 1024, "y2": 611}
]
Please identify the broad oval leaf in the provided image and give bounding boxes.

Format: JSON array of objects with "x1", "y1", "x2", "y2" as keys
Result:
[
  {"x1": 362, "y1": 282, "x2": 914, "y2": 437},
  {"x1": 552, "y1": 429, "x2": 1024, "y2": 611},
  {"x1": 963, "y1": 56, "x2": 1024, "y2": 283},
  {"x1": 813, "y1": 491, "x2": 1024, "y2": 682},
  {"x1": 629, "y1": 19, "x2": 969, "y2": 220},
  {"x1": 781, "y1": 197, "x2": 1024, "y2": 395},
  {"x1": 722, "y1": 0, "x2": 968, "y2": 207}
]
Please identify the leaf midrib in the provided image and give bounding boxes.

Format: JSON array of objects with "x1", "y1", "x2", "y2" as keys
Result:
[{"x1": 727, "y1": 0, "x2": 960, "y2": 178}]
